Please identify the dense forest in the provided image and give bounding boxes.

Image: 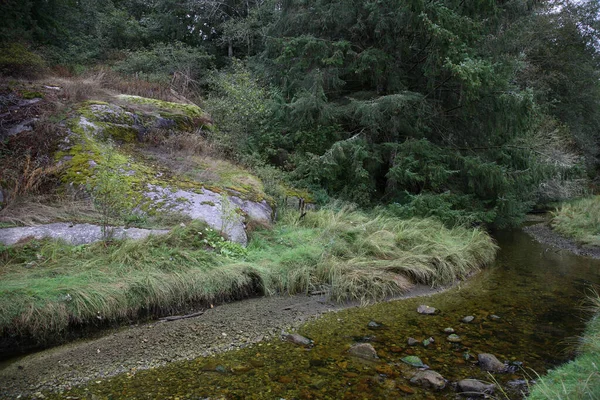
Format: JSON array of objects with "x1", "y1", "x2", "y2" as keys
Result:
[{"x1": 1, "y1": 0, "x2": 599, "y2": 226}]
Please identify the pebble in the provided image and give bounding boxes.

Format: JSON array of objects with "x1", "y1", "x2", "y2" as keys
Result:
[
  {"x1": 410, "y1": 370, "x2": 446, "y2": 390},
  {"x1": 367, "y1": 321, "x2": 383, "y2": 330},
  {"x1": 417, "y1": 305, "x2": 437, "y2": 315},
  {"x1": 443, "y1": 327, "x2": 455, "y2": 333},
  {"x1": 348, "y1": 343, "x2": 379, "y2": 360},
  {"x1": 478, "y1": 353, "x2": 507, "y2": 372},
  {"x1": 461, "y1": 316, "x2": 475, "y2": 323},
  {"x1": 457, "y1": 379, "x2": 495, "y2": 395},
  {"x1": 447, "y1": 334, "x2": 461, "y2": 343},
  {"x1": 407, "y1": 337, "x2": 419, "y2": 346}
]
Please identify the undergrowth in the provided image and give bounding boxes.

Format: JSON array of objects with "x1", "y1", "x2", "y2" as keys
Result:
[
  {"x1": 528, "y1": 289, "x2": 600, "y2": 399},
  {"x1": 0, "y1": 205, "x2": 496, "y2": 342},
  {"x1": 552, "y1": 196, "x2": 600, "y2": 247}
]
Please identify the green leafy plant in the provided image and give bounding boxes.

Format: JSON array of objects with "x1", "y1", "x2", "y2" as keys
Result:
[{"x1": 197, "y1": 226, "x2": 247, "y2": 258}]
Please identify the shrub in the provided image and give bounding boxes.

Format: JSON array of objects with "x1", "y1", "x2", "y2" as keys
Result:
[
  {"x1": 0, "y1": 43, "x2": 46, "y2": 78},
  {"x1": 113, "y1": 42, "x2": 213, "y2": 90}
]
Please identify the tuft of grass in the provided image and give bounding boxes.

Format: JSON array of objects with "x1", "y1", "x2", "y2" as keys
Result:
[
  {"x1": 0, "y1": 205, "x2": 497, "y2": 342},
  {"x1": 552, "y1": 196, "x2": 600, "y2": 247},
  {"x1": 528, "y1": 288, "x2": 600, "y2": 399}
]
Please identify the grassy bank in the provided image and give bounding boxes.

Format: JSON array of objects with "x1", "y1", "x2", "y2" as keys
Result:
[
  {"x1": 0, "y1": 205, "x2": 497, "y2": 342},
  {"x1": 528, "y1": 293, "x2": 600, "y2": 399},
  {"x1": 552, "y1": 196, "x2": 600, "y2": 247}
]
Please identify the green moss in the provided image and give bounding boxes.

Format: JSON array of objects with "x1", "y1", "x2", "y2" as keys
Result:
[
  {"x1": 103, "y1": 125, "x2": 138, "y2": 143},
  {"x1": 116, "y1": 94, "x2": 213, "y2": 131},
  {"x1": 117, "y1": 95, "x2": 203, "y2": 117},
  {"x1": 21, "y1": 91, "x2": 44, "y2": 99}
]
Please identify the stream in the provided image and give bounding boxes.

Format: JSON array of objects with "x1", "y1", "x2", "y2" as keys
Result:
[{"x1": 38, "y1": 228, "x2": 600, "y2": 399}]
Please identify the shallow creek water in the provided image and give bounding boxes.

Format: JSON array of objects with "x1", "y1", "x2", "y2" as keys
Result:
[{"x1": 47, "y1": 229, "x2": 600, "y2": 399}]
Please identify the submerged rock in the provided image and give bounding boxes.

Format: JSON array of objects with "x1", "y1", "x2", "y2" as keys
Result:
[
  {"x1": 407, "y1": 337, "x2": 419, "y2": 346},
  {"x1": 417, "y1": 305, "x2": 437, "y2": 315},
  {"x1": 447, "y1": 334, "x2": 461, "y2": 343},
  {"x1": 367, "y1": 321, "x2": 383, "y2": 330},
  {"x1": 410, "y1": 370, "x2": 446, "y2": 390},
  {"x1": 443, "y1": 327, "x2": 455, "y2": 333},
  {"x1": 283, "y1": 333, "x2": 313, "y2": 347},
  {"x1": 348, "y1": 343, "x2": 378, "y2": 360},
  {"x1": 489, "y1": 314, "x2": 501, "y2": 320},
  {"x1": 401, "y1": 356, "x2": 425, "y2": 368},
  {"x1": 457, "y1": 379, "x2": 495, "y2": 396},
  {"x1": 461, "y1": 315, "x2": 475, "y2": 323},
  {"x1": 478, "y1": 353, "x2": 506, "y2": 372}
]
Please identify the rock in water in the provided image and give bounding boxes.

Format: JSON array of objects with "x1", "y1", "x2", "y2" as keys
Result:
[
  {"x1": 401, "y1": 356, "x2": 425, "y2": 368},
  {"x1": 443, "y1": 327, "x2": 455, "y2": 333},
  {"x1": 407, "y1": 337, "x2": 419, "y2": 346},
  {"x1": 417, "y1": 305, "x2": 437, "y2": 315},
  {"x1": 478, "y1": 353, "x2": 506, "y2": 372},
  {"x1": 410, "y1": 370, "x2": 446, "y2": 390},
  {"x1": 367, "y1": 321, "x2": 383, "y2": 330},
  {"x1": 447, "y1": 334, "x2": 461, "y2": 343},
  {"x1": 457, "y1": 379, "x2": 495, "y2": 396},
  {"x1": 348, "y1": 343, "x2": 378, "y2": 360},
  {"x1": 462, "y1": 315, "x2": 475, "y2": 323},
  {"x1": 283, "y1": 333, "x2": 313, "y2": 347}
]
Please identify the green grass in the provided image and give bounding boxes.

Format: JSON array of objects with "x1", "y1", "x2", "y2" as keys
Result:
[
  {"x1": 552, "y1": 196, "x2": 600, "y2": 247},
  {"x1": 0, "y1": 205, "x2": 497, "y2": 342},
  {"x1": 528, "y1": 291, "x2": 600, "y2": 399}
]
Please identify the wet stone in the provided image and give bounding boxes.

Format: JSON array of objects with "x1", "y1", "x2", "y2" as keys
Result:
[
  {"x1": 283, "y1": 333, "x2": 313, "y2": 347},
  {"x1": 447, "y1": 334, "x2": 461, "y2": 343},
  {"x1": 407, "y1": 337, "x2": 419, "y2": 346},
  {"x1": 457, "y1": 379, "x2": 495, "y2": 396},
  {"x1": 461, "y1": 315, "x2": 475, "y2": 323},
  {"x1": 401, "y1": 356, "x2": 425, "y2": 368},
  {"x1": 443, "y1": 327, "x2": 455, "y2": 333},
  {"x1": 489, "y1": 314, "x2": 501, "y2": 320},
  {"x1": 417, "y1": 305, "x2": 437, "y2": 315},
  {"x1": 348, "y1": 343, "x2": 379, "y2": 360},
  {"x1": 410, "y1": 370, "x2": 446, "y2": 390},
  {"x1": 478, "y1": 353, "x2": 506, "y2": 372},
  {"x1": 367, "y1": 321, "x2": 383, "y2": 330}
]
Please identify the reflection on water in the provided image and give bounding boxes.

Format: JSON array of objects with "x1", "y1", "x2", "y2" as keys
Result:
[{"x1": 51, "y1": 230, "x2": 600, "y2": 399}]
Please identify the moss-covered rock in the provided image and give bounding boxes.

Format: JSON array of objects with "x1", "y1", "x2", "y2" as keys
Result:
[
  {"x1": 53, "y1": 93, "x2": 269, "y2": 243},
  {"x1": 116, "y1": 94, "x2": 213, "y2": 132}
]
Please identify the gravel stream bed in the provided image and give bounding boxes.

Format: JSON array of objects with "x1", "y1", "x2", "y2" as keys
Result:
[{"x1": 0, "y1": 286, "x2": 443, "y2": 398}]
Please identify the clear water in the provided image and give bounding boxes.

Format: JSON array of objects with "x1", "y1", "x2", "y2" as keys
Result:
[{"x1": 48, "y1": 229, "x2": 600, "y2": 399}]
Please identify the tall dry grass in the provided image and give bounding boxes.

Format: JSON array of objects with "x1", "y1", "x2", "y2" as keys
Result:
[{"x1": 552, "y1": 196, "x2": 600, "y2": 247}]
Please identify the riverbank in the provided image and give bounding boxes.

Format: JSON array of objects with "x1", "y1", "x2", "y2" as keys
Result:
[
  {"x1": 0, "y1": 206, "x2": 496, "y2": 349},
  {"x1": 525, "y1": 206, "x2": 600, "y2": 399},
  {"x1": 524, "y1": 223, "x2": 600, "y2": 260},
  {"x1": 0, "y1": 284, "x2": 447, "y2": 398},
  {"x1": 528, "y1": 293, "x2": 600, "y2": 399}
]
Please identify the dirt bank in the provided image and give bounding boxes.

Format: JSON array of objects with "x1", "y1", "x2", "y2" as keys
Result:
[
  {"x1": 524, "y1": 223, "x2": 600, "y2": 260},
  {"x1": 0, "y1": 285, "x2": 444, "y2": 398}
]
